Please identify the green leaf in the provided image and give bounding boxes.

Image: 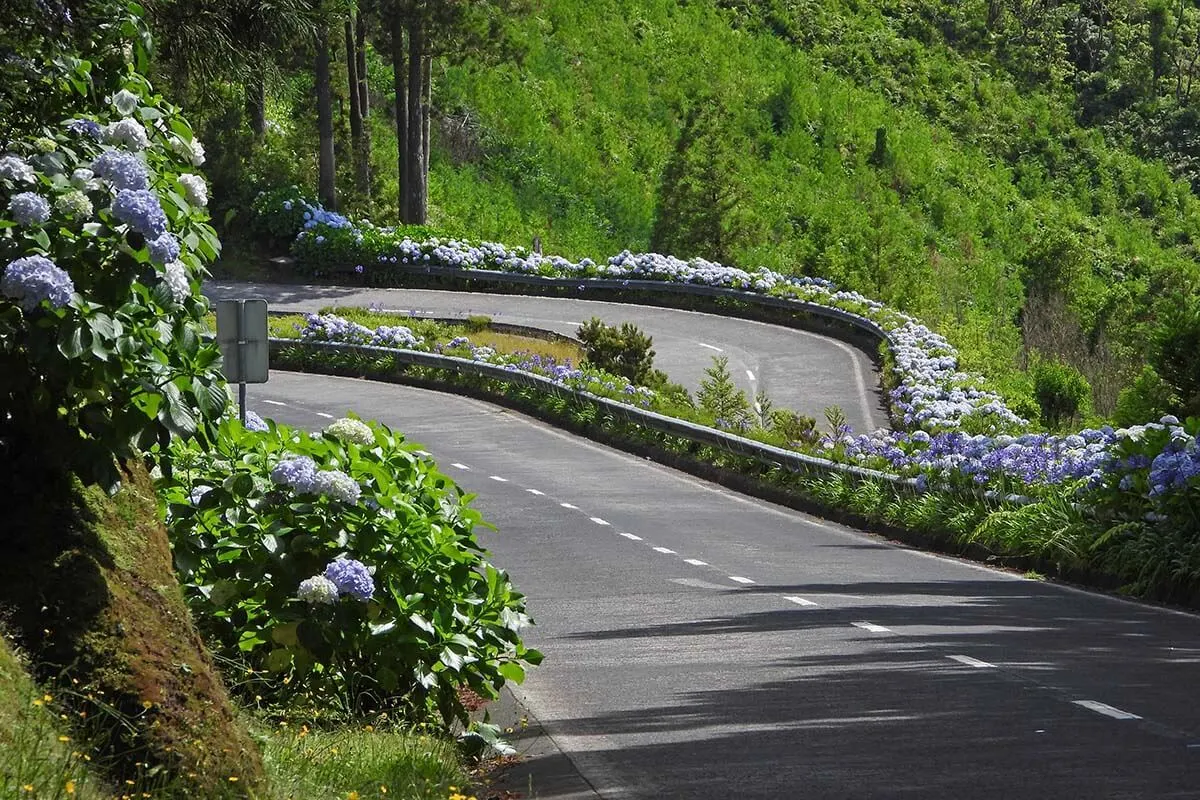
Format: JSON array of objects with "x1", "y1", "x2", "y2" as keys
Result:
[
  {"x1": 57, "y1": 324, "x2": 85, "y2": 358},
  {"x1": 409, "y1": 613, "x2": 435, "y2": 635},
  {"x1": 369, "y1": 620, "x2": 397, "y2": 635},
  {"x1": 497, "y1": 662, "x2": 526, "y2": 683}
]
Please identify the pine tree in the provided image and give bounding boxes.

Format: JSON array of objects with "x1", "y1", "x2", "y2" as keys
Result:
[{"x1": 697, "y1": 356, "x2": 752, "y2": 430}]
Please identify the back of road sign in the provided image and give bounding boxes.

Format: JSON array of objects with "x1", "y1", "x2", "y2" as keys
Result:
[{"x1": 215, "y1": 298, "x2": 269, "y2": 383}]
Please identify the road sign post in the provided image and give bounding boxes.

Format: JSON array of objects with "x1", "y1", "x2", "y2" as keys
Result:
[{"x1": 215, "y1": 299, "x2": 269, "y2": 423}]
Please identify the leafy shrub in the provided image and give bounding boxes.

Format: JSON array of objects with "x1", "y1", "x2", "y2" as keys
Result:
[
  {"x1": 465, "y1": 314, "x2": 492, "y2": 332},
  {"x1": 1114, "y1": 365, "x2": 1180, "y2": 428},
  {"x1": 1031, "y1": 356, "x2": 1093, "y2": 430},
  {"x1": 577, "y1": 317, "x2": 656, "y2": 385},
  {"x1": 251, "y1": 185, "x2": 318, "y2": 246},
  {"x1": 160, "y1": 415, "x2": 541, "y2": 726},
  {"x1": 0, "y1": 32, "x2": 227, "y2": 489},
  {"x1": 769, "y1": 409, "x2": 818, "y2": 445}
]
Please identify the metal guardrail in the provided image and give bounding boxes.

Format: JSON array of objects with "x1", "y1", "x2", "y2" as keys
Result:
[{"x1": 271, "y1": 337, "x2": 1031, "y2": 507}]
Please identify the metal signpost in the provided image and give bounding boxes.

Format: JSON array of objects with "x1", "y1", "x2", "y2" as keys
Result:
[{"x1": 215, "y1": 299, "x2": 269, "y2": 423}]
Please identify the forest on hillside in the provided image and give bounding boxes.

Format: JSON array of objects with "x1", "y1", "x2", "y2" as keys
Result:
[{"x1": 133, "y1": 0, "x2": 1200, "y2": 430}]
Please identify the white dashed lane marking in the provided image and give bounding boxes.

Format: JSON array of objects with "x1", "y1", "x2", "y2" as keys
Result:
[
  {"x1": 698, "y1": 342, "x2": 723, "y2": 352},
  {"x1": 745, "y1": 370, "x2": 756, "y2": 382},
  {"x1": 728, "y1": 576, "x2": 756, "y2": 585},
  {"x1": 590, "y1": 517, "x2": 610, "y2": 526},
  {"x1": 561, "y1": 502, "x2": 579, "y2": 510},
  {"x1": 1072, "y1": 700, "x2": 1142, "y2": 720},
  {"x1": 852, "y1": 621, "x2": 892, "y2": 633},
  {"x1": 315, "y1": 412, "x2": 334, "y2": 419},
  {"x1": 683, "y1": 558, "x2": 708, "y2": 566},
  {"x1": 526, "y1": 488, "x2": 545, "y2": 496},
  {"x1": 489, "y1": 475, "x2": 509, "y2": 482},
  {"x1": 263, "y1": 399, "x2": 287, "y2": 406},
  {"x1": 619, "y1": 532, "x2": 643, "y2": 541},
  {"x1": 451, "y1": 463, "x2": 471, "y2": 470},
  {"x1": 947, "y1": 654, "x2": 996, "y2": 669},
  {"x1": 652, "y1": 547, "x2": 676, "y2": 554},
  {"x1": 783, "y1": 596, "x2": 818, "y2": 607}
]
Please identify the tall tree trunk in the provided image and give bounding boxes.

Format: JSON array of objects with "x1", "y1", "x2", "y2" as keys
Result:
[
  {"x1": 356, "y1": 10, "x2": 370, "y2": 117},
  {"x1": 404, "y1": 18, "x2": 427, "y2": 224},
  {"x1": 245, "y1": 75, "x2": 266, "y2": 140},
  {"x1": 345, "y1": 17, "x2": 369, "y2": 194},
  {"x1": 316, "y1": 22, "x2": 337, "y2": 210},
  {"x1": 390, "y1": 12, "x2": 407, "y2": 222},
  {"x1": 422, "y1": 54, "x2": 431, "y2": 177}
]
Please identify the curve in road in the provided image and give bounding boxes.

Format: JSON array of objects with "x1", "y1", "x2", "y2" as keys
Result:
[
  {"x1": 204, "y1": 281, "x2": 889, "y2": 435},
  {"x1": 254, "y1": 371, "x2": 1200, "y2": 800}
]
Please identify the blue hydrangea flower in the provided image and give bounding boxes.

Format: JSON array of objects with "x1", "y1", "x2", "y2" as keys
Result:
[
  {"x1": 67, "y1": 119, "x2": 102, "y2": 139},
  {"x1": 297, "y1": 575, "x2": 340, "y2": 605},
  {"x1": 1, "y1": 255, "x2": 74, "y2": 310},
  {"x1": 92, "y1": 150, "x2": 149, "y2": 191},
  {"x1": 148, "y1": 232, "x2": 180, "y2": 264},
  {"x1": 270, "y1": 455, "x2": 317, "y2": 492},
  {"x1": 111, "y1": 189, "x2": 168, "y2": 238},
  {"x1": 9, "y1": 192, "x2": 50, "y2": 225},
  {"x1": 243, "y1": 410, "x2": 269, "y2": 432},
  {"x1": 324, "y1": 558, "x2": 374, "y2": 601}
]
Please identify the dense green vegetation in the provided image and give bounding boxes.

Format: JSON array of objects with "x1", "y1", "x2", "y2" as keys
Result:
[{"x1": 177, "y1": 0, "x2": 1200, "y2": 427}]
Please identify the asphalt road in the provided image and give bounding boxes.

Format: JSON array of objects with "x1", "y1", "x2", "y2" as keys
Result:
[
  {"x1": 204, "y1": 281, "x2": 889, "y2": 434},
  {"x1": 253, "y1": 372, "x2": 1200, "y2": 800}
]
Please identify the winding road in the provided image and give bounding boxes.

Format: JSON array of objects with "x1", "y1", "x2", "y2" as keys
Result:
[{"x1": 207, "y1": 282, "x2": 1200, "y2": 799}]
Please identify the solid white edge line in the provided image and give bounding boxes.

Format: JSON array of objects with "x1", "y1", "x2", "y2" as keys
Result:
[
  {"x1": 947, "y1": 654, "x2": 996, "y2": 669},
  {"x1": 684, "y1": 558, "x2": 708, "y2": 566},
  {"x1": 852, "y1": 621, "x2": 892, "y2": 633},
  {"x1": 728, "y1": 576, "x2": 755, "y2": 584},
  {"x1": 619, "y1": 532, "x2": 642, "y2": 541},
  {"x1": 590, "y1": 517, "x2": 610, "y2": 526},
  {"x1": 652, "y1": 546, "x2": 676, "y2": 554},
  {"x1": 783, "y1": 596, "x2": 818, "y2": 607},
  {"x1": 526, "y1": 488, "x2": 545, "y2": 495},
  {"x1": 1072, "y1": 700, "x2": 1142, "y2": 720},
  {"x1": 262, "y1": 399, "x2": 287, "y2": 406},
  {"x1": 489, "y1": 475, "x2": 508, "y2": 482}
]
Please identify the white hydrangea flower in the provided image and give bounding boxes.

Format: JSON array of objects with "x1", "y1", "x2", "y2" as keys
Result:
[
  {"x1": 70, "y1": 168, "x2": 94, "y2": 189},
  {"x1": 162, "y1": 260, "x2": 190, "y2": 303},
  {"x1": 323, "y1": 417, "x2": 374, "y2": 446},
  {"x1": 500, "y1": 607, "x2": 531, "y2": 632},
  {"x1": 112, "y1": 88, "x2": 140, "y2": 116},
  {"x1": 103, "y1": 118, "x2": 149, "y2": 150},
  {"x1": 311, "y1": 469, "x2": 361, "y2": 504},
  {"x1": 170, "y1": 136, "x2": 206, "y2": 166},
  {"x1": 55, "y1": 190, "x2": 93, "y2": 219},
  {"x1": 178, "y1": 173, "x2": 208, "y2": 207},
  {"x1": 0, "y1": 154, "x2": 35, "y2": 183},
  {"x1": 297, "y1": 575, "x2": 339, "y2": 605}
]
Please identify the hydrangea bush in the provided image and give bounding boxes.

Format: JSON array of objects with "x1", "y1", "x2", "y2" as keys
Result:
[
  {"x1": 159, "y1": 415, "x2": 541, "y2": 724},
  {"x1": 0, "y1": 45, "x2": 226, "y2": 488}
]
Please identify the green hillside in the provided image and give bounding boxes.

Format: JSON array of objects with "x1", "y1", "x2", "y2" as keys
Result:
[{"x1": 192, "y1": 0, "x2": 1200, "y2": 425}]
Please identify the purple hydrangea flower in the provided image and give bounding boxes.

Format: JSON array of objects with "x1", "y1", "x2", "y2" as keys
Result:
[
  {"x1": 324, "y1": 558, "x2": 375, "y2": 601},
  {"x1": 148, "y1": 232, "x2": 180, "y2": 264},
  {"x1": 112, "y1": 189, "x2": 168, "y2": 237},
  {"x1": 9, "y1": 192, "x2": 50, "y2": 225},
  {"x1": 91, "y1": 150, "x2": 149, "y2": 191},
  {"x1": 1, "y1": 255, "x2": 73, "y2": 310}
]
